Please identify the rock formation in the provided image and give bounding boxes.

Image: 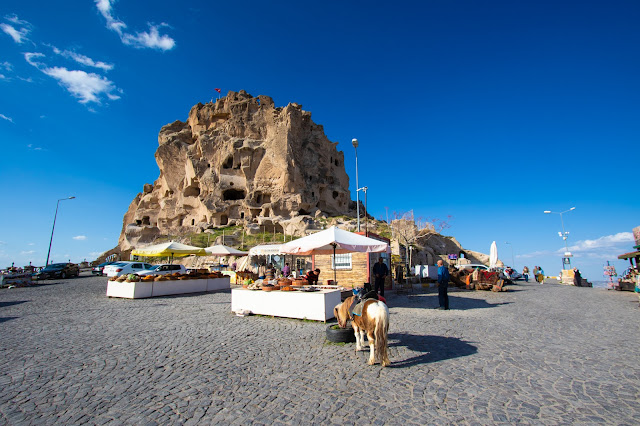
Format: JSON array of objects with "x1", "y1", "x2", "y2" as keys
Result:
[{"x1": 118, "y1": 90, "x2": 352, "y2": 250}]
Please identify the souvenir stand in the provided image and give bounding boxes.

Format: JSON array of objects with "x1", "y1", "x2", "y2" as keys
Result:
[
  {"x1": 106, "y1": 241, "x2": 231, "y2": 299},
  {"x1": 232, "y1": 227, "x2": 389, "y2": 321}
]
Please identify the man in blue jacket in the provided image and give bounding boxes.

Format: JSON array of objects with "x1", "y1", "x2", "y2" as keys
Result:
[{"x1": 437, "y1": 259, "x2": 450, "y2": 310}]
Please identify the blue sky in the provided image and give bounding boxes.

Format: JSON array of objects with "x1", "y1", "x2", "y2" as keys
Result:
[{"x1": 1, "y1": 0, "x2": 638, "y2": 281}]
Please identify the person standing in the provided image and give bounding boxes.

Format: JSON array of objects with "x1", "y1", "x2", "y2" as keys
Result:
[
  {"x1": 282, "y1": 262, "x2": 291, "y2": 277},
  {"x1": 537, "y1": 267, "x2": 545, "y2": 284},
  {"x1": 573, "y1": 268, "x2": 582, "y2": 287},
  {"x1": 372, "y1": 257, "x2": 389, "y2": 297},
  {"x1": 522, "y1": 266, "x2": 529, "y2": 282},
  {"x1": 437, "y1": 259, "x2": 450, "y2": 310}
]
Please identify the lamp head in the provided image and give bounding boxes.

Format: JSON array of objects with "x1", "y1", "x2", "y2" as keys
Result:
[
  {"x1": 68, "y1": 196, "x2": 76, "y2": 199},
  {"x1": 543, "y1": 210, "x2": 551, "y2": 214},
  {"x1": 569, "y1": 207, "x2": 576, "y2": 211},
  {"x1": 351, "y1": 138, "x2": 358, "y2": 148}
]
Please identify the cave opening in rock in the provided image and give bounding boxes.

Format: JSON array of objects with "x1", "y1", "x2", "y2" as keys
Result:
[
  {"x1": 298, "y1": 209, "x2": 310, "y2": 215},
  {"x1": 184, "y1": 186, "x2": 200, "y2": 197},
  {"x1": 220, "y1": 215, "x2": 228, "y2": 225},
  {"x1": 222, "y1": 188, "x2": 246, "y2": 201},
  {"x1": 142, "y1": 216, "x2": 150, "y2": 225},
  {"x1": 222, "y1": 156, "x2": 233, "y2": 169},
  {"x1": 332, "y1": 191, "x2": 339, "y2": 199}
]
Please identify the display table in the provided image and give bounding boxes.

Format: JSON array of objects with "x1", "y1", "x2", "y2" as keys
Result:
[
  {"x1": 106, "y1": 277, "x2": 231, "y2": 299},
  {"x1": 231, "y1": 288, "x2": 341, "y2": 321}
]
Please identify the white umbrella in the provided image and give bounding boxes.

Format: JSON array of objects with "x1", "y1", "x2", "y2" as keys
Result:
[
  {"x1": 489, "y1": 241, "x2": 498, "y2": 268},
  {"x1": 280, "y1": 226, "x2": 389, "y2": 283},
  {"x1": 204, "y1": 244, "x2": 248, "y2": 256},
  {"x1": 281, "y1": 226, "x2": 388, "y2": 255}
]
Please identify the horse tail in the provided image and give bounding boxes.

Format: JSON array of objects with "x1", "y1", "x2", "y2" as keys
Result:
[{"x1": 375, "y1": 302, "x2": 390, "y2": 367}]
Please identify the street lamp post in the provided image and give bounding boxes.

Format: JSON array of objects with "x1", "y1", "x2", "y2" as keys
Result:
[
  {"x1": 358, "y1": 186, "x2": 368, "y2": 236},
  {"x1": 544, "y1": 207, "x2": 576, "y2": 269},
  {"x1": 46, "y1": 196, "x2": 75, "y2": 266},
  {"x1": 352, "y1": 138, "x2": 360, "y2": 232},
  {"x1": 505, "y1": 241, "x2": 515, "y2": 269}
]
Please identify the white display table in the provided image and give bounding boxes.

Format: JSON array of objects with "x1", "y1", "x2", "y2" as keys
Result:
[
  {"x1": 106, "y1": 277, "x2": 231, "y2": 299},
  {"x1": 231, "y1": 288, "x2": 342, "y2": 321}
]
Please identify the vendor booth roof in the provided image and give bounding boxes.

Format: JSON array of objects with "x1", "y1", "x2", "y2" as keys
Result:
[
  {"x1": 248, "y1": 244, "x2": 284, "y2": 256},
  {"x1": 131, "y1": 241, "x2": 207, "y2": 257},
  {"x1": 205, "y1": 244, "x2": 248, "y2": 256},
  {"x1": 280, "y1": 226, "x2": 389, "y2": 255},
  {"x1": 618, "y1": 250, "x2": 640, "y2": 260}
]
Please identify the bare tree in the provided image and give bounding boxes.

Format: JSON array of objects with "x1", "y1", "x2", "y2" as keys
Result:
[{"x1": 389, "y1": 211, "x2": 453, "y2": 286}]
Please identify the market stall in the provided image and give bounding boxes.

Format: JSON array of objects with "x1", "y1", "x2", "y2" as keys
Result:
[
  {"x1": 231, "y1": 286, "x2": 341, "y2": 321},
  {"x1": 106, "y1": 273, "x2": 230, "y2": 299}
]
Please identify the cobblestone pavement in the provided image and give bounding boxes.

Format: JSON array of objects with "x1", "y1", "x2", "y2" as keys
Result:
[{"x1": 1, "y1": 274, "x2": 639, "y2": 425}]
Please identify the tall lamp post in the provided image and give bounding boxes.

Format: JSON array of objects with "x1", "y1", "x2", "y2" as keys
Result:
[
  {"x1": 358, "y1": 186, "x2": 368, "y2": 236},
  {"x1": 544, "y1": 207, "x2": 576, "y2": 269},
  {"x1": 46, "y1": 196, "x2": 75, "y2": 266},
  {"x1": 505, "y1": 241, "x2": 515, "y2": 269},
  {"x1": 352, "y1": 138, "x2": 360, "y2": 232}
]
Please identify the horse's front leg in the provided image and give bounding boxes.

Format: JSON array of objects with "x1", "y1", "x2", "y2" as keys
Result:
[
  {"x1": 353, "y1": 324, "x2": 363, "y2": 351},
  {"x1": 367, "y1": 331, "x2": 376, "y2": 365}
]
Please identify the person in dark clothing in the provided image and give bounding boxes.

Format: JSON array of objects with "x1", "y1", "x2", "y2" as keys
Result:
[
  {"x1": 437, "y1": 259, "x2": 450, "y2": 310},
  {"x1": 305, "y1": 268, "x2": 320, "y2": 285},
  {"x1": 573, "y1": 268, "x2": 582, "y2": 287},
  {"x1": 372, "y1": 257, "x2": 388, "y2": 296}
]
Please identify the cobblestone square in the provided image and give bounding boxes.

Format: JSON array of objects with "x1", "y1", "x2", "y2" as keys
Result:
[{"x1": 1, "y1": 275, "x2": 638, "y2": 424}]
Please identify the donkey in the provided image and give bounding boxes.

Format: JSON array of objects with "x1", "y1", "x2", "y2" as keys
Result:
[{"x1": 334, "y1": 296, "x2": 390, "y2": 367}]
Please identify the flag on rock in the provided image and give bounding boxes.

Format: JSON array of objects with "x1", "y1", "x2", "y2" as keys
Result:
[{"x1": 214, "y1": 88, "x2": 221, "y2": 93}]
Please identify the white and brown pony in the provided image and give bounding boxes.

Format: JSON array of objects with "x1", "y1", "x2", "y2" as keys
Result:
[{"x1": 334, "y1": 296, "x2": 390, "y2": 367}]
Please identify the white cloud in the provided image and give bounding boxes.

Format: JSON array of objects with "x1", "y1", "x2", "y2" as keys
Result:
[
  {"x1": 95, "y1": 0, "x2": 175, "y2": 51},
  {"x1": 0, "y1": 113, "x2": 14, "y2": 123},
  {"x1": 73, "y1": 235, "x2": 87, "y2": 241},
  {"x1": 1, "y1": 14, "x2": 31, "y2": 44},
  {"x1": 20, "y1": 250, "x2": 35, "y2": 255},
  {"x1": 25, "y1": 52, "x2": 122, "y2": 104},
  {"x1": 567, "y1": 232, "x2": 634, "y2": 253},
  {"x1": 0, "y1": 61, "x2": 12, "y2": 71},
  {"x1": 1, "y1": 23, "x2": 29, "y2": 43},
  {"x1": 122, "y1": 24, "x2": 175, "y2": 50},
  {"x1": 51, "y1": 46, "x2": 114, "y2": 72},
  {"x1": 27, "y1": 144, "x2": 44, "y2": 151}
]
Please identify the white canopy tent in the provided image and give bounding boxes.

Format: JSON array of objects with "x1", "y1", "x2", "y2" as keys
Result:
[
  {"x1": 280, "y1": 226, "x2": 389, "y2": 283},
  {"x1": 204, "y1": 244, "x2": 248, "y2": 256},
  {"x1": 248, "y1": 244, "x2": 285, "y2": 256}
]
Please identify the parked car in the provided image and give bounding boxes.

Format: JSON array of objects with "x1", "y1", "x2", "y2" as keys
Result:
[
  {"x1": 34, "y1": 263, "x2": 80, "y2": 280},
  {"x1": 454, "y1": 264, "x2": 490, "y2": 271},
  {"x1": 503, "y1": 267, "x2": 523, "y2": 280},
  {"x1": 136, "y1": 264, "x2": 187, "y2": 276},
  {"x1": 92, "y1": 261, "x2": 116, "y2": 276},
  {"x1": 104, "y1": 261, "x2": 154, "y2": 277}
]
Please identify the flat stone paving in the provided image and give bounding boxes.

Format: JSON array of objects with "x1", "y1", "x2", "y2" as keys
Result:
[{"x1": 1, "y1": 274, "x2": 639, "y2": 425}]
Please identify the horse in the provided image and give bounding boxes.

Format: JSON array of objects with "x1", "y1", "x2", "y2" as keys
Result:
[{"x1": 334, "y1": 296, "x2": 390, "y2": 367}]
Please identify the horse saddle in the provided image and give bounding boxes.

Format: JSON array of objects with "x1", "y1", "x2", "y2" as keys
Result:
[{"x1": 350, "y1": 295, "x2": 379, "y2": 318}]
